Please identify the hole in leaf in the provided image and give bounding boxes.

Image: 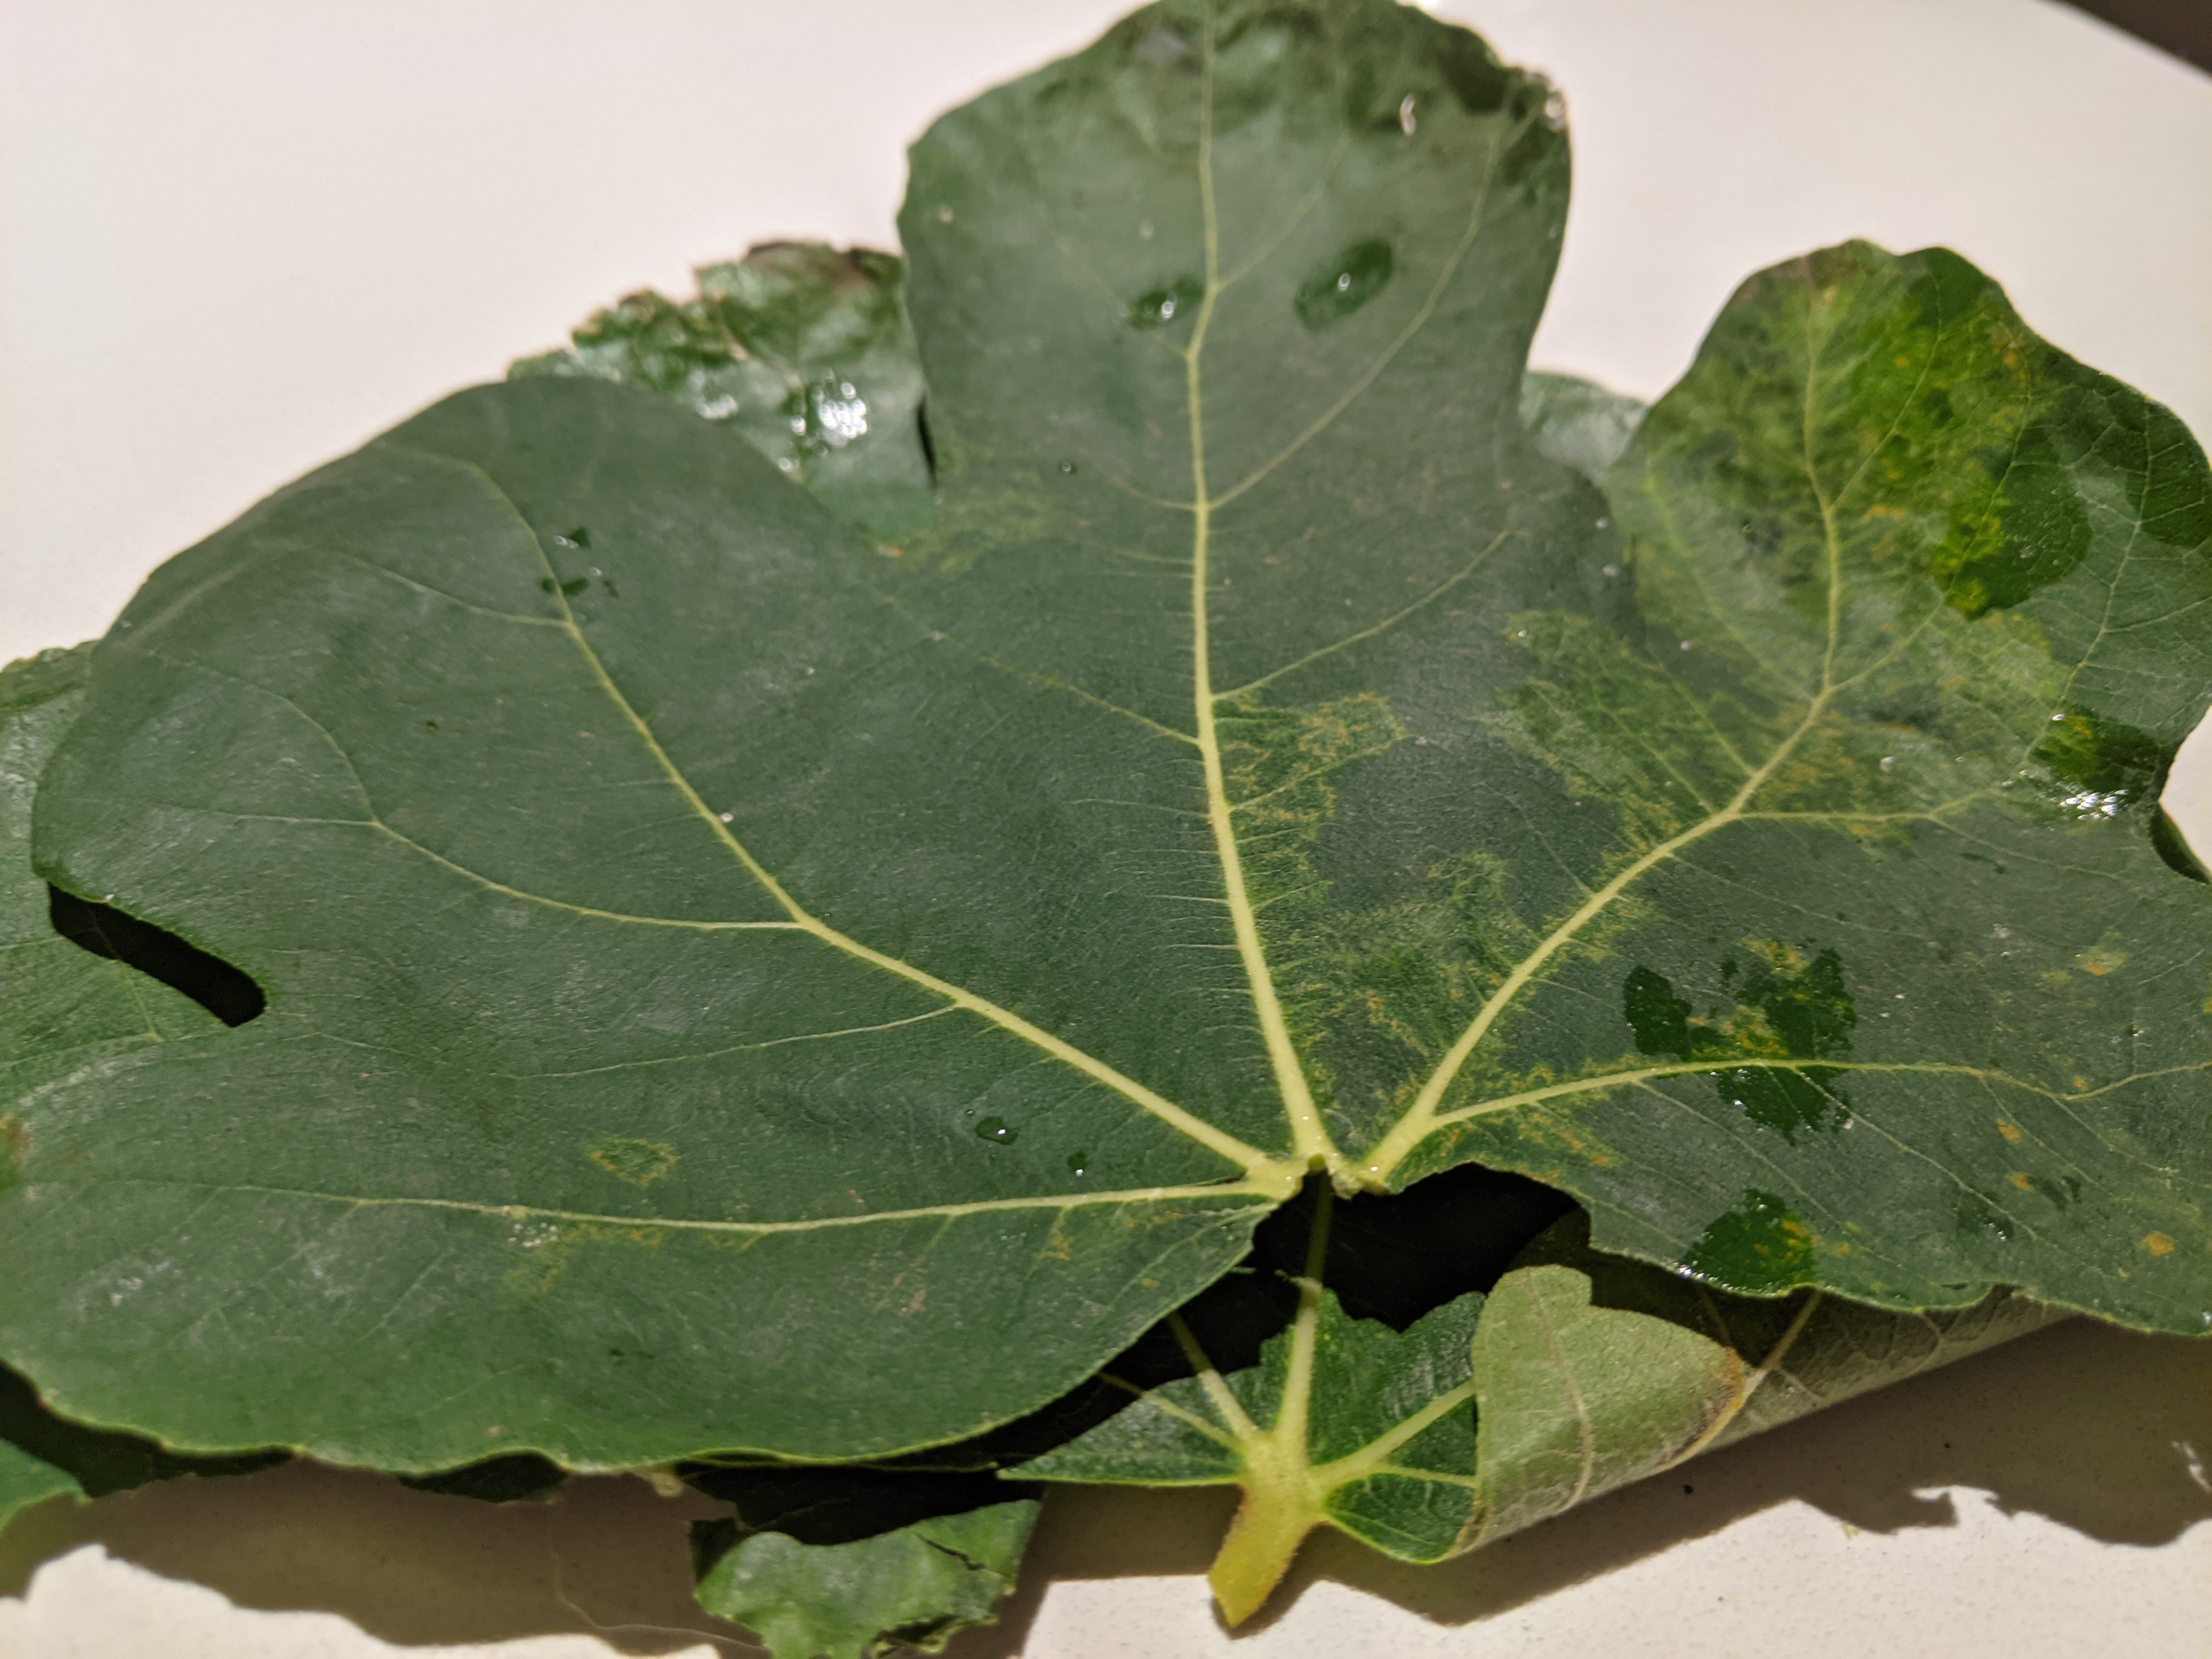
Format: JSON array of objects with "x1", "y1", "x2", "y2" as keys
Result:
[
  {"x1": 915, "y1": 400, "x2": 938, "y2": 482},
  {"x1": 48, "y1": 885, "x2": 265, "y2": 1026},
  {"x1": 398, "y1": 1453, "x2": 566, "y2": 1505},
  {"x1": 670, "y1": 1166, "x2": 1581, "y2": 1503}
]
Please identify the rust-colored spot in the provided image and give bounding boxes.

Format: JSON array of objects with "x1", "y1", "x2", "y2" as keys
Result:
[
  {"x1": 1996, "y1": 1119, "x2": 2022, "y2": 1143},
  {"x1": 2146, "y1": 1232, "x2": 2176, "y2": 1257},
  {"x1": 0, "y1": 1115, "x2": 25, "y2": 1170},
  {"x1": 2075, "y1": 944, "x2": 2129, "y2": 977},
  {"x1": 2072, "y1": 1076, "x2": 2089, "y2": 1091},
  {"x1": 2008, "y1": 1172, "x2": 2034, "y2": 1191},
  {"x1": 588, "y1": 1136, "x2": 678, "y2": 1188}
]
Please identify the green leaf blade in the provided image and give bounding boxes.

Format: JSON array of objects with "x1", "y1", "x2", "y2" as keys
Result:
[
  {"x1": 0, "y1": 1437, "x2": 78, "y2": 1533},
  {"x1": 694, "y1": 1494, "x2": 1038, "y2": 1659},
  {"x1": 1373, "y1": 240, "x2": 2212, "y2": 1334},
  {"x1": 7, "y1": 380, "x2": 1277, "y2": 1469},
  {"x1": 1, "y1": 647, "x2": 224, "y2": 1102}
]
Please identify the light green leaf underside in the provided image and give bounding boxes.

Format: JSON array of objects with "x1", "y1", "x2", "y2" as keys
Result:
[
  {"x1": 1519, "y1": 369, "x2": 1646, "y2": 482},
  {"x1": 4, "y1": 0, "x2": 2210, "y2": 1487},
  {"x1": 1465, "y1": 1216, "x2": 2051, "y2": 1544},
  {"x1": 1020, "y1": 1205, "x2": 2047, "y2": 1621},
  {"x1": 694, "y1": 1499, "x2": 1037, "y2": 1659},
  {"x1": 511, "y1": 240, "x2": 934, "y2": 542}
]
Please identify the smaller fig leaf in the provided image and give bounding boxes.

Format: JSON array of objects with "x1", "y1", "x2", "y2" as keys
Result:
[
  {"x1": 690, "y1": 1480, "x2": 1037, "y2": 1659},
  {"x1": 511, "y1": 241, "x2": 934, "y2": 542}
]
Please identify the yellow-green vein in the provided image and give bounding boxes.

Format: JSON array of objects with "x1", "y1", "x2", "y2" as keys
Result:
[{"x1": 1183, "y1": 21, "x2": 1334, "y2": 1172}]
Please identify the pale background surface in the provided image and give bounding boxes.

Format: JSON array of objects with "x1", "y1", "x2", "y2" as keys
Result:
[{"x1": 1, "y1": 1, "x2": 2209, "y2": 1654}]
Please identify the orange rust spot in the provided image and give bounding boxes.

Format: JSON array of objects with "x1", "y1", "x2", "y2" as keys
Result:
[
  {"x1": 2072, "y1": 1076, "x2": 2089, "y2": 1091},
  {"x1": 1996, "y1": 1119, "x2": 2022, "y2": 1143},
  {"x1": 2146, "y1": 1232, "x2": 2176, "y2": 1257},
  {"x1": 2008, "y1": 1172, "x2": 2034, "y2": 1191}
]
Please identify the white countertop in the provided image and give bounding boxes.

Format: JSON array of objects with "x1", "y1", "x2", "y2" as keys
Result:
[{"x1": 2, "y1": 2, "x2": 2208, "y2": 1654}]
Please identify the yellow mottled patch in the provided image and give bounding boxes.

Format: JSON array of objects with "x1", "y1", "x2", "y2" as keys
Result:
[
  {"x1": 1223, "y1": 692, "x2": 1403, "y2": 814},
  {"x1": 1741, "y1": 938, "x2": 1809, "y2": 975},
  {"x1": 1719, "y1": 1005, "x2": 1787, "y2": 1057},
  {"x1": 1997, "y1": 1119, "x2": 2023, "y2": 1143},
  {"x1": 503, "y1": 1217, "x2": 668, "y2": 1295},
  {"x1": 2072, "y1": 1075, "x2": 2089, "y2": 1091},
  {"x1": 2074, "y1": 944, "x2": 2129, "y2": 977},
  {"x1": 0, "y1": 1114, "x2": 24, "y2": 1172},
  {"x1": 1828, "y1": 1241, "x2": 1853, "y2": 1255},
  {"x1": 2042, "y1": 970, "x2": 2073, "y2": 988},
  {"x1": 2146, "y1": 1232, "x2": 2176, "y2": 1257},
  {"x1": 589, "y1": 1136, "x2": 679, "y2": 1188}
]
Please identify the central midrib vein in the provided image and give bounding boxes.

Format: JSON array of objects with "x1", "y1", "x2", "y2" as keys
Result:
[{"x1": 1185, "y1": 31, "x2": 1335, "y2": 1174}]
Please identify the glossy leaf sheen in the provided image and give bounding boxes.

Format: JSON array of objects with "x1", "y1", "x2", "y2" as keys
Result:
[
  {"x1": 511, "y1": 241, "x2": 934, "y2": 541},
  {"x1": 4, "y1": 0, "x2": 2210, "y2": 1487}
]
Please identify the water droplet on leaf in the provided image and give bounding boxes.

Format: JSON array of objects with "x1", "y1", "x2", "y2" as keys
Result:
[
  {"x1": 1295, "y1": 240, "x2": 1393, "y2": 330},
  {"x1": 975, "y1": 1116, "x2": 1019, "y2": 1145},
  {"x1": 1130, "y1": 276, "x2": 1202, "y2": 329}
]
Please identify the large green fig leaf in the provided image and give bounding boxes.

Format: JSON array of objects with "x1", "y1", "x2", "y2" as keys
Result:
[
  {"x1": 4, "y1": 0, "x2": 2210, "y2": 1499},
  {"x1": 0, "y1": 0, "x2": 1593, "y2": 1468},
  {"x1": 510, "y1": 241, "x2": 934, "y2": 542}
]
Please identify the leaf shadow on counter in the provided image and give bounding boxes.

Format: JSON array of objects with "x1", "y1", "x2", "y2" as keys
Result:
[
  {"x1": 0, "y1": 1314, "x2": 2205, "y2": 1656},
  {"x1": 0, "y1": 1463, "x2": 753, "y2": 1655}
]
